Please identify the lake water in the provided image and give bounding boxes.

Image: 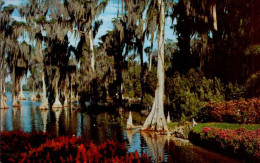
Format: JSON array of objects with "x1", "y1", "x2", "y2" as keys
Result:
[{"x1": 1, "y1": 92, "x2": 240, "y2": 162}]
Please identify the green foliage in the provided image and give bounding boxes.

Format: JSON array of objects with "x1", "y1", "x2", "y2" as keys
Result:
[
  {"x1": 3, "y1": 5, "x2": 16, "y2": 13},
  {"x1": 35, "y1": 16, "x2": 47, "y2": 24},
  {"x1": 245, "y1": 44, "x2": 260, "y2": 56},
  {"x1": 122, "y1": 56, "x2": 141, "y2": 98},
  {"x1": 226, "y1": 82, "x2": 246, "y2": 100},
  {"x1": 168, "y1": 68, "x2": 226, "y2": 121},
  {"x1": 12, "y1": 21, "x2": 26, "y2": 27},
  {"x1": 167, "y1": 122, "x2": 179, "y2": 130},
  {"x1": 144, "y1": 67, "x2": 157, "y2": 96},
  {"x1": 143, "y1": 93, "x2": 153, "y2": 109},
  {"x1": 22, "y1": 84, "x2": 30, "y2": 91},
  {"x1": 128, "y1": 90, "x2": 135, "y2": 98},
  {"x1": 168, "y1": 68, "x2": 245, "y2": 122}
]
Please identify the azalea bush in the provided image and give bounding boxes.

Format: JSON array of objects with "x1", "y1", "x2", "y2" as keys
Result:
[
  {"x1": 205, "y1": 98, "x2": 260, "y2": 123},
  {"x1": 201, "y1": 127, "x2": 260, "y2": 159},
  {"x1": 0, "y1": 130, "x2": 151, "y2": 163}
]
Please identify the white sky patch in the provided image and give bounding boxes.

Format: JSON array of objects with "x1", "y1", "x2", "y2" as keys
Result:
[
  {"x1": 2, "y1": 0, "x2": 21, "y2": 6},
  {"x1": 11, "y1": 15, "x2": 26, "y2": 22}
]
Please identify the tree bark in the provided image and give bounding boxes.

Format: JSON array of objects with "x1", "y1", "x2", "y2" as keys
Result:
[
  {"x1": 39, "y1": 43, "x2": 48, "y2": 109},
  {"x1": 52, "y1": 80, "x2": 62, "y2": 108},
  {"x1": 149, "y1": 38, "x2": 154, "y2": 71},
  {"x1": 126, "y1": 111, "x2": 135, "y2": 129},
  {"x1": 12, "y1": 67, "x2": 20, "y2": 107},
  {"x1": 63, "y1": 83, "x2": 68, "y2": 107},
  {"x1": 0, "y1": 90, "x2": 8, "y2": 109},
  {"x1": 200, "y1": 32, "x2": 208, "y2": 69},
  {"x1": 212, "y1": 0, "x2": 217, "y2": 31},
  {"x1": 167, "y1": 111, "x2": 170, "y2": 123},
  {"x1": 138, "y1": 18, "x2": 145, "y2": 103},
  {"x1": 89, "y1": 29, "x2": 95, "y2": 72},
  {"x1": 39, "y1": 72, "x2": 48, "y2": 109},
  {"x1": 142, "y1": 0, "x2": 168, "y2": 131},
  {"x1": 0, "y1": 67, "x2": 2, "y2": 109},
  {"x1": 18, "y1": 77, "x2": 26, "y2": 100},
  {"x1": 30, "y1": 82, "x2": 36, "y2": 101}
]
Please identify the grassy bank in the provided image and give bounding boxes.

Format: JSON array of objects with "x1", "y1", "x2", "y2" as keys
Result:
[{"x1": 192, "y1": 122, "x2": 260, "y2": 134}]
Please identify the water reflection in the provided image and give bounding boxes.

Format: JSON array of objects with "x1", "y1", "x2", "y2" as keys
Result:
[
  {"x1": 39, "y1": 109, "x2": 48, "y2": 132},
  {"x1": 141, "y1": 132, "x2": 167, "y2": 162},
  {"x1": 13, "y1": 106, "x2": 22, "y2": 130},
  {"x1": 52, "y1": 108, "x2": 62, "y2": 135},
  {"x1": 0, "y1": 108, "x2": 7, "y2": 131},
  {"x1": 1, "y1": 92, "x2": 240, "y2": 163}
]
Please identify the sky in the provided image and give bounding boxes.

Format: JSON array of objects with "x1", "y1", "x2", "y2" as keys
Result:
[{"x1": 3, "y1": 0, "x2": 177, "y2": 83}]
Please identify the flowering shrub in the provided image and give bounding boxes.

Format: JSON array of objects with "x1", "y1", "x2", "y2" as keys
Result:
[
  {"x1": 206, "y1": 98, "x2": 260, "y2": 123},
  {"x1": 200, "y1": 127, "x2": 260, "y2": 159},
  {"x1": 0, "y1": 130, "x2": 151, "y2": 163}
]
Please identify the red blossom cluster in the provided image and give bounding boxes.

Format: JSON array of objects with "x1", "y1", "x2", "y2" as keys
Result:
[
  {"x1": 201, "y1": 127, "x2": 260, "y2": 159},
  {"x1": 0, "y1": 130, "x2": 151, "y2": 163},
  {"x1": 206, "y1": 98, "x2": 260, "y2": 123}
]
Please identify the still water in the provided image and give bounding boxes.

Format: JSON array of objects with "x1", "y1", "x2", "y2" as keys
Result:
[{"x1": 1, "y1": 92, "x2": 240, "y2": 163}]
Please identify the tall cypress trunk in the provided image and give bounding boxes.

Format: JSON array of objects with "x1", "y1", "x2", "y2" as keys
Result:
[
  {"x1": 89, "y1": 29, "x2": 95, "y2": 72},
  {"x1": 12, "y1": 66, "x2": 20, "y2": 107},
  {"x1": 31, "y1": 82, "x2": 36, "y2": 101},
  {"x1": 64, "y1": 81, "x2": 68, "y2": 107},
  {"x1": 52, "y1": 80, "x2": 62, "y2": 108},
  {"x1": 39, "y1": 72, "x2": 48, "y2": 109},
  {"x1": 0, "y1": 63, "x2": 2, "y2": 108},
  {"x1": 39, "y1": 43, "x2": 48, "y2": 109},
  {"x1": 142, "y1": 0, "x2": 168, "y2": 131},
  {"x1": 87, "y1": 29, "x2": 98, "y2": 105},
  {"x1": 212, "y1": 0, "x2": 217, "y2": 31},
  {"x1": 70, "y1": 78, "x2": 73, "y2": 99},
  {"x1": 0, "y1": 68, "x2": 2, "y2": 109},
  {"x1": 3, "y1": 78, "x2": 5, "y2": 93},
  {"x1": 138, "y1": 18, "x2": 145, "y2": 102},
  {"x1": 149, "y1": 41, "x2": 153, "y2": 71},
  {"x1": 116, "y1": 66, "x2": 123, "y2": 103},
  {"x1": 18, "y1": 77, "x2": 25, "y2": 100},
  {"x1": 200, "y1": 32, "x2": 208, "y2": 69}
]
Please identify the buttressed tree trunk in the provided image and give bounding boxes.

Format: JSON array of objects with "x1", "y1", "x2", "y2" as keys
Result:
[
  {"x1": 52, "y1": 80, "x2": 62, "y2": 108},
  {"x1": 12, "y1": 67, "x2": 21, "y2": 107},
  {"x1": 126, "y1": 111, "x2": 135, "y2": 129},
  {"x1": 63, "y1": 83, "x2": 68, "y2": 107},
  {"x1": 39, "y1": 43, "x2": 48, "y2": 109},
  {"x1": 39, "y1": 73, "x2": 48, "y2": 109},
  {"x1": 30, "y1": 82, "x2": 36, "y2": 101},
  {"x1": 0, "y1": 74, "x2": 8, "y2": 109},
  {"x1": 18, "y1": 77, "x2": 26, "y2": 100},
  {"x1": 142, "y1": 0, "x2": 168, "y2": 131}
]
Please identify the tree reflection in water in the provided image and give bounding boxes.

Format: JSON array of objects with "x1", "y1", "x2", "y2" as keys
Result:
[
  {"x1": 52, "y1": 108, "x2": 62, "y2": 135},
  {"x1": 141, "y1": 132, "x2": 167, "y2": 163},
  {"x1": 0, "y1": 108, "x2": 7, "y2": 131},
  {"x1": 13, "y1": 106, "x2": 22, "y2": 130},
  {"x1": 126, "y1": 129, "x2": 136, "y2": 145},
  {"x1": 126, "y1": 129, "x2": 167, "y2": 163},
  {"x1": 39, "y1": 109, "x2": 48, "y2": 132}
]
